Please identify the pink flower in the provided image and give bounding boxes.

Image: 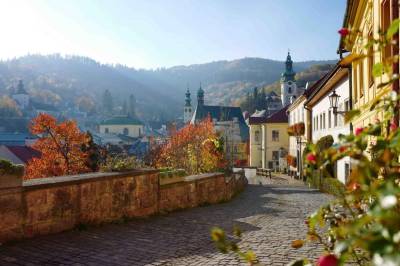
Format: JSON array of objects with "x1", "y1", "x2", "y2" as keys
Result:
[
  {"x1": 390, "y1": 121, "x2": 398, "y2": 132},
  {"x1": 355, "y1": 127, "x2": 364, "y2": 136},
  {"x1": 317, "y1": 254, "x2": 339, "y2": 266},
  {"x1": 306, "y1": 153, "x2": 317, "y2": 164},
  {"x1": 338, "y1": 28, "x2": 350, "y2": 37}
]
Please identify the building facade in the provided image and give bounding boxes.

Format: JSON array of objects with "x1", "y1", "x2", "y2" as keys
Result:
[
  {"x1": 249, "y1": 107, "x2": 289, "y2": 171},
  {"x1": 190, "y1": 85, "x2": 249, "y2": 165},
  {"x1": 99, "y1": 116, "x2": 144, "y2": 138},
  {"x1": 338, "y1": 0, "x2": 399, "y2": 129},
  {"x1": 305, "y1": 65, "x2": 351, "y2": 183}
]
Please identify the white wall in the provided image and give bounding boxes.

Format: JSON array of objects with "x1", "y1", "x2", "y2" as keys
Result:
[
  {"x1": 311, "y1": 77, "x2": 350, "y2": 184},
  {"x1": 249, "y1": 124, "x2": 262, "y2": 167},
  {"x1": 287, "y1": 98, "x2": 307, "y2": 176}
]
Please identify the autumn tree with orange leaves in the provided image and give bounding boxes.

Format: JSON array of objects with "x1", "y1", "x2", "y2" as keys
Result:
[
  {"x1": 25, "y1": 114, "x2": 91, "y2": 179},
  {"x1": 155, "y1": 118, "x2": 227, "y2": 174}
]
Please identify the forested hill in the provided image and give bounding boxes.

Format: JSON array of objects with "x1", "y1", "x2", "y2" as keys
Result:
[{"x1": 0, "y1": 54, "x2": 336, "y2": 121}]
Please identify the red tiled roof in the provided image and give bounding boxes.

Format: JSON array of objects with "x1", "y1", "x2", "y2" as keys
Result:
[
  {"x1": 6, "y1": 146, "x2": 41, "y2": 164},
  {"x1": 249, "y1": 106, "x2": 288, "y2": 124},
  {"x1": 265, "y1": 106, "x2": 288, "y2": 123}
]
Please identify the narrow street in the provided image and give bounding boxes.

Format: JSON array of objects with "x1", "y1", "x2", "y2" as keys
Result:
[{"x1": 0, "y1": 175, "x2": 331, "y2": 266}]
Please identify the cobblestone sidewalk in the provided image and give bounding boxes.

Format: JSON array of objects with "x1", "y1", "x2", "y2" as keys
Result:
[{"x1": 0, "y1": 174, "x2": 330, "y2": 266}]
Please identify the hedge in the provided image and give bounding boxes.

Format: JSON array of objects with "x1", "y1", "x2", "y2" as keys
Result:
[{"x1": 307, "y1": 170, "x2": 345, "y2": 197}]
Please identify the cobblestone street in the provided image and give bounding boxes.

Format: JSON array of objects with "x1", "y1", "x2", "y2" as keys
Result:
[{"x1": 0, "y1": 175, "x2": 331, "y2": 266}]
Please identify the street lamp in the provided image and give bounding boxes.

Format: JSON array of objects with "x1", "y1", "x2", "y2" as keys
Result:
[{"x1": 329, "y1": 90, "x2": 346, "y2": 115}]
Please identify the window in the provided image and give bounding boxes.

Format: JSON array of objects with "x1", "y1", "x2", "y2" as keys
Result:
[
  {"x1": 334, "y1": 112, "x2": 338, "y2": 127},
  {"x1": 254, "y1": 130, "x2": 260, "y2": 142},
  {"x1": 328, "y1": 110, "x2": 332, "y2": 128},
  {"x1": 323, "y1": 113, "x2": 326, "y2": 129},
  {"x1": 105, "y1": 128, "x2": 109, "y2": 134},
  {"x1": 320, "y1": 114, "x2": 323, "y2": 129},
  {"x1": 353, "y1": 66, "x2": 358, "y2": 102},
  {"x1": 272, "y1": 151, "x2": 279, "y2": 160},
  {"x1": 139, "y1": 128, "x2": 141, "y2": 136},
  {"x1": 368, "y1": 30, "x2": 374, "y2": 87},
  {"x1": 344, "y1": 100, "x2": 350, "y2": 112},
  {"x1": 358, "y1": 62, "x2": 364, "y2": 98},
  {"x1": 272, "y1": 130, "x2": 279, "y2": 141},
  {"x1": 316, "y1": 116, "x2": 319, "y2": 131},
  {"x1": 381, "y1": 0, "x2": 392, "y2": 60},
  {"x1": 123, "y1": 128, "x2": 129, "y2": 135},
  {"x1": 288, "y1": 86, "x2": 292, "y2": 93},
  {"x1": 345, "y1": 163, "x2": 350, "y2": 183}
]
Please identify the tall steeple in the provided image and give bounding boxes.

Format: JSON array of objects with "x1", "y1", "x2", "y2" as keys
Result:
[
  {"x1": 197, "y1": 82, "x2": 204, "y2": 106},
  {"x1": 183, "y1": 85, "x2": 193, "y2": 123},
  {"x1": 185, "y1": 88, "x2": 191, "y2": 107},
  {"x1": 280, "y1": 51, "x2": 298, "y2": 106},
  {"x1": 281, "y1": 51, "x2": 296, "y2": 82}
]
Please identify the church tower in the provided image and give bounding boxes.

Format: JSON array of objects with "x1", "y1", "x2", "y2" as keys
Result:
[
  {"x1": 280, "y1": 52, "x2": 298, "y2": 106},
  {"x1": 197, "y1": 83, "x2": 204, "y2": 106},
  {"x1": 183, "y1": 87, "x2": 193, "y2": 123},
  {"x1": 12, "y1": 79, "x2": 30, "y2": 110}
]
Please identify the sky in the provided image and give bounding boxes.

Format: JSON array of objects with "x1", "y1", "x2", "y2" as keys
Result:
[{"x1": 0, "y1": 0, "x2": 346, "y2": 69}]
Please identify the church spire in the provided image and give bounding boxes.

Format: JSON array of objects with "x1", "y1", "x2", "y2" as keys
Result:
[
  {"x1": 197, "y1": 82, "x2": 204, "y2": 106},
  {"x1": 185, "y1": 85, "x2": 191, "y2": 107},
  {"x1": 282, "y1": 50, "x2": 295, "y2": 82},
  {"x1": 184, "y1": 84, "x2": 194, "y2": 123}
]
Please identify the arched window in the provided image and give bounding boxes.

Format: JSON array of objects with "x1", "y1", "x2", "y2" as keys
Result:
[
  {"x1": 288, "y1": 86, "x2": 292, "y2": 93},
  {"x1": 254, "y1": 130, "x2": 260, "y2": 142},
  {"x1": 123, "y1": 128, "x2": 129, "y2": 135}
]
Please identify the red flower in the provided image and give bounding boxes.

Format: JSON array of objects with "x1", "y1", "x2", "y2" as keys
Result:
[
  {"x1": 317, "y1": 254, "x2": 339, "y2": 266},
  {"x1": 338, "y1": 28, "x2": 350, "y2": 37},
  {"x1": 347, "y1": 182, "x2": 360, "y2": 192},
  {"x1": 338, "y1": 146, "x2": 347, "y2": 153},
  {"x1": 355, "y1": 127, "x2": 364, "y2": 136},
  {"x1": 390, "y1": 121, "x2": 398, "y2": 132},
  {"x1": 306, "y1": 153, "x2": 317, "y2": 164}
]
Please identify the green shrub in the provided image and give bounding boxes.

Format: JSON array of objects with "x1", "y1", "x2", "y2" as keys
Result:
[
  {"x1": 159, "y1": 168, "x2": 187, "y2": 179},
  {"x1": 0, "y1": 159, "x2": 24, "y2": 176},
  {"x1": 100, "y1": 156, "x2": 142, "y2": 172}
]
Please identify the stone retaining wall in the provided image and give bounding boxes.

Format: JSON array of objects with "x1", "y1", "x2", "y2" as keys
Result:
[{"x1": 0, "y1": 170, "x2": 246, "y2": 243}]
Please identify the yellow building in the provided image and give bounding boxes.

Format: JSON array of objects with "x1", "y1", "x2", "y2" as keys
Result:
[
  {"x1": 338, "y1": 0, "x2": 399, "y2": 128},
  {"x1": 249, "y1": 107, "x2": 289, "y2": 170},
  {"x1": 99, "y1": 116, "x2": 144, "y2": 138}
]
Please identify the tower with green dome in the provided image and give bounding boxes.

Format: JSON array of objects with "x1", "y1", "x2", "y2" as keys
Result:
[
  {"x1": 280, "y1": 52, "x2": 298, "y2": 106},
  {"x1": 183, "y1": 86, "x2": 193, "y2": 123}
]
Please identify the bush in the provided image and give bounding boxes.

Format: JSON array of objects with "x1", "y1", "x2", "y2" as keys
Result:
[
  {"x1": 0, "y1": 159, "x2": 24, "y2": 176},
  {"x1": 159, "y1": 169, "x2": 187, "y2": 179},
  {"x1": 100, "y1": 156, "x2": 142, "y2": 172},
  {"x1": 286, "y1": 154, "x2": 297, "y2": 167},
  {"x1": 287, "y1": 122, "x2": 305, "y2": 136},
  {"x1": 306, "y1": 171, "x2": 345, "y2": 197}
]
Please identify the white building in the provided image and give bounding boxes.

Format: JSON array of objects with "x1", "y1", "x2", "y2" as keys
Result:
[{"x1": 304, "y1": 65, "x2": 351, "y2": 184}]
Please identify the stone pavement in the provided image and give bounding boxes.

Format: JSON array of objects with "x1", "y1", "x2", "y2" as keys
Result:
[{"x1": 0, "y1": 174, "x2": 331, "y2": 266}]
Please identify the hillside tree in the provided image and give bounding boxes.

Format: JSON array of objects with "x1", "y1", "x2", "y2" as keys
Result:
[{"x1": 25, "y1": 114, "x2": 91, "y2": 179}]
